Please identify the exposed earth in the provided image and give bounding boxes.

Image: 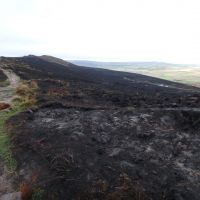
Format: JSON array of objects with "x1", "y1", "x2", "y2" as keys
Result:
[
  {"x1": 0, "y1": 55, "x2": 200, "y2": 200},
  {"x1": 0, "y1": 67, "x2": 20, "y2": 104}
]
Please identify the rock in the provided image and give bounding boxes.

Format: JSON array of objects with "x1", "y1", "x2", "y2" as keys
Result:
[
  {"x1": 109, "y1": 148, "x2": 122, "y2": 157},
  {"x1": 0, "y1": 192, "x2": 21, "y2": 200}
]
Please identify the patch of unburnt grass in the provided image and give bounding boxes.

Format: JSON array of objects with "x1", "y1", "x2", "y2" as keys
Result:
[
  {"x1": 31, "y1": 188, "x2": 45, "y2": 200},
  {"x1": 0, "y1": 104, "x2": 24, "y2": 171},
  {"x1": 15, "y1": 80, "x2": 38, "y2": 107},
  {"x1": 0, "y1": 80, "x2": 38, "y2": 171}
]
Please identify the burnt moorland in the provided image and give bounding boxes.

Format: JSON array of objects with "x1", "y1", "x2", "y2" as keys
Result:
[
  {"x1": 0, "y1": 69, "x2": 7, "y2": 82},
  {"x1": 1, "y1": 55, "x2": 200, "y2": 200}
]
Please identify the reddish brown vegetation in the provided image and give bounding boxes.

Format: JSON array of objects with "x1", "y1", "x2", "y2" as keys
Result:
[
  {"x1": 79, "y1": 174, "x2": 148, "y2": 200},
  {"x1": 47, "y1": 88, "x2": 68, "y2": 97},
  {"x1": 0, "y1": 103, "x2": 10, "y2": 110},
  {"x1": 20, "y1": 182, "x2": 32, "y2": 200}
]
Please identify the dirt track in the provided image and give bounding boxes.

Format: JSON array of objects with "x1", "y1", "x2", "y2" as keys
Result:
[{"x1": 0, "y1": 67, "x2": 20, "y2": 104}]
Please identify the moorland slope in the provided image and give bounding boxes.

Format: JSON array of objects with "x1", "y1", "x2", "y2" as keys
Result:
[{"x1": 0, "y1": 55, "x2": 200, "y2": 200}]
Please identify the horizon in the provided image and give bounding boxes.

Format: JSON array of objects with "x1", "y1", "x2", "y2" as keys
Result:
[{"x1": 2, "y1": 54, "x2": 200, "y2": 65}]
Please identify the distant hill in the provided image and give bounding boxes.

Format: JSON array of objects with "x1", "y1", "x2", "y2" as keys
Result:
[{"x1": 38, "y1": 55, "x2": 72, "y2": 67}]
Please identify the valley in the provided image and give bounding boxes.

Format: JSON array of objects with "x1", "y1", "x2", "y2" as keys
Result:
[{"x1": 71, "y1": 60, "x2": 200, "y2": 87}]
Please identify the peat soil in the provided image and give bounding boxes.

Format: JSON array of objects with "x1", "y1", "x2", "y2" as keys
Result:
[
  {"x1": 1, "y1": 56, "x2": 200, "y2": 200},
  {"x1": 0, "y1": 70, "x2": 7, "y2": 82}
]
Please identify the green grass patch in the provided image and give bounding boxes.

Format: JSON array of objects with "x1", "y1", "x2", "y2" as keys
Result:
[
  {"x1": 0, "y1": 102, "x2": 28, "y2": 172},
  {"x1": 129, "y1": 68, "x2": 200, "y2": 87},
  {"x1": 0, "y1": 80, "x2": 38, "y2": 171},
  {"x1": 31, "y1": 188, "x2": 45, "y2": 200}
]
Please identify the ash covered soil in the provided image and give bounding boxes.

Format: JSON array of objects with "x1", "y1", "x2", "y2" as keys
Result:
[
  {"x1": 0, "y1": 69, "x2": 7, "y2": 82},
  {"x1": 2, "y1": 55, "x2": 200, "y2": 200}
]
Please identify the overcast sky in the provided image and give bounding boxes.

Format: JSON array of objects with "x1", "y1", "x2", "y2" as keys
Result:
[{"x1": 1, "y1": 0, "x2": 200, "y2": 63}]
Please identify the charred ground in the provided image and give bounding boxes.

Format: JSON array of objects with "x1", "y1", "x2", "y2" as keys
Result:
[
  {"x1": 1, "y1": 55, "x2": 200, "y2": 200},
  {"x1": 0, "y1": 70, "x2": 7, "y2": 82}
]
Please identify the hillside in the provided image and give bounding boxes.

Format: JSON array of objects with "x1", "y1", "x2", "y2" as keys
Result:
[{"x1": 0, "y1": 55, "x2": 200, "y2": 200}]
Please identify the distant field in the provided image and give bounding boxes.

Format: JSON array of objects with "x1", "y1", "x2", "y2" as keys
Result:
[
  {"x1": 71, "y1": 61, "x2": 200, "y2": 87},
  {"x1": 119, "y1": 67, "x2": 200, "y2": 87}
]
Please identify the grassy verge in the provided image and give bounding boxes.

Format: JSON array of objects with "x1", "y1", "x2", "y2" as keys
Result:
[
  {"x1": 0, "y1": 103, "x2": 26, "y2": 171},
  {"x1": 0, "y1": 80, "x2": 38, "y2": 172}
]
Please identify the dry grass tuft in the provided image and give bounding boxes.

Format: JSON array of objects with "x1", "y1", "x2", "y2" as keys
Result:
[
  {"x1": 15, "y1": 80, "x2": 38, "y2": 107},
  {"x1": 79, "y1": 173, "x2": 150, "y2": 200}
]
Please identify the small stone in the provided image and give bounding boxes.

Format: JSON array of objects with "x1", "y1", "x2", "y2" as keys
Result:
[{"x1": 109, "y1": 148, "x2": 122, "y2": 157}]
